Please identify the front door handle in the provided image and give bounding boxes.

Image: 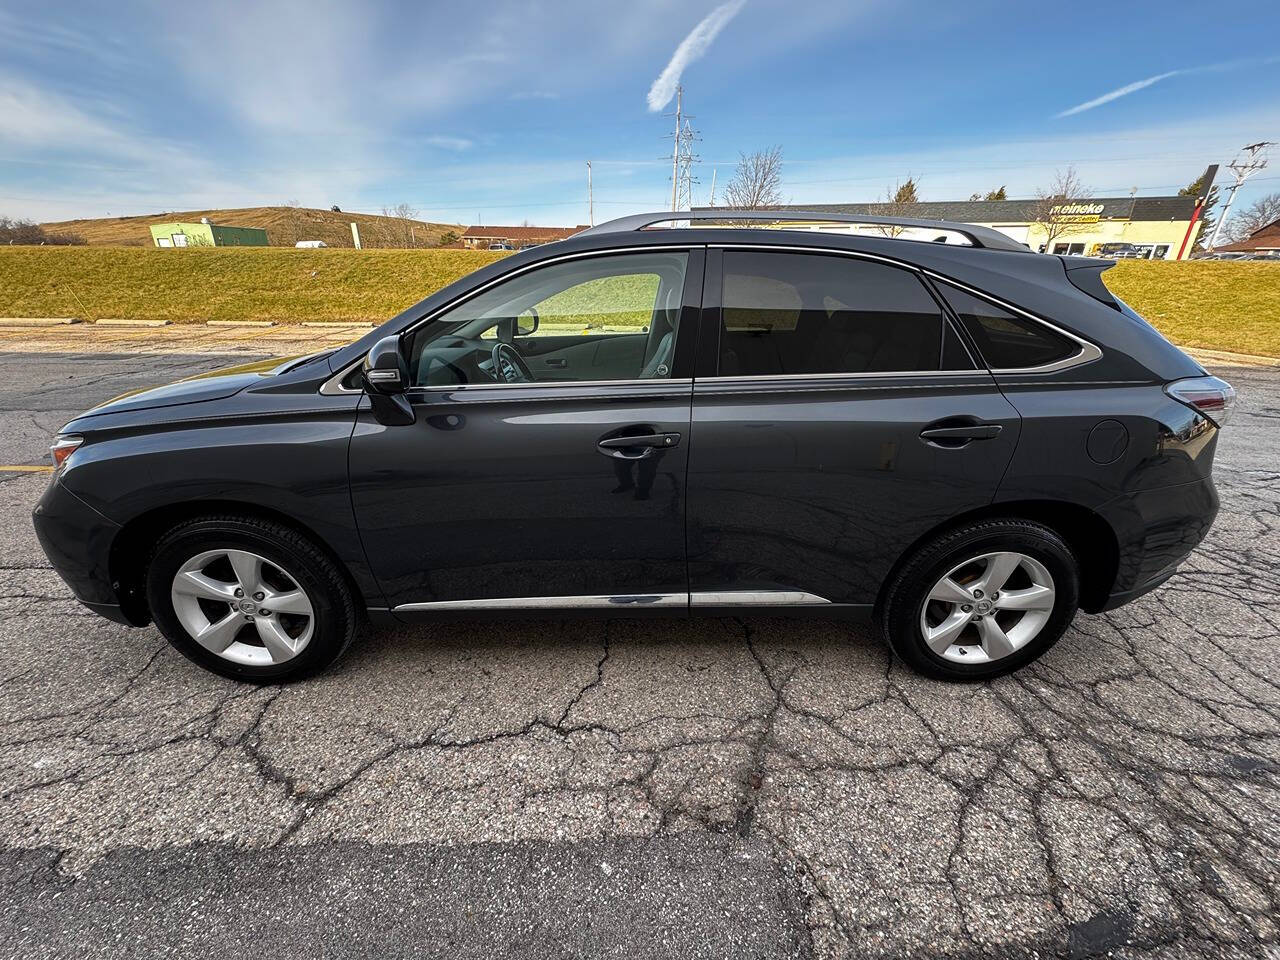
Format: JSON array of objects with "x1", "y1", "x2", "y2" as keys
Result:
[
  {"x1": 919, "y1": 422, "x2": 1002, "y2": 448},
  {"x1": 596, "y1": 432, "x2": 682, "y2": 459}
]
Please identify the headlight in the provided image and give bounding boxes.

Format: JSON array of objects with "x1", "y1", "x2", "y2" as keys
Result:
[{"x1": 49, "y1": 435, "x2": 84, "y2": 468}]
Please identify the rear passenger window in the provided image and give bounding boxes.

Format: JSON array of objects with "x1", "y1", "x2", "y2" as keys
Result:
[
  {"x1": 938, "y1": 281, "x2": 1077, "y2": 369},
  {"x1": 719, "y1": 252, "x2": 971, "y2": 376}
]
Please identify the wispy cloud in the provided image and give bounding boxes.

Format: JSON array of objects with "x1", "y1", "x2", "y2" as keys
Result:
[
  {"x1": 646, "y1": 0, "x2": 746, "y2": 112},
  {"x1": 1056, "y1": 56, "x2": 1280, "y2": 117},
  {"x1": 1056, "y1": 71, "x2": 1183, "y2": 117},
  {"x1": 422, "y1": 135, "x2": 474, "y2": 151}
]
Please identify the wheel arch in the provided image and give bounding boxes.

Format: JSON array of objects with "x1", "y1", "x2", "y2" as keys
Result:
[
  {"x1": 109, "y1": 499, "x2": 370, "y2": 627},
  {"x1": 874, "y1": 499, "x2": 1119, "y2": 619}
]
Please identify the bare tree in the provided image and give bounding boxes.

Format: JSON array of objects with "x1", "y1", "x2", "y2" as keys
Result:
[
  {"x1": 869, "y1": 177, "x2": 920, "y2": 237},
  {"x1": 0, "y1": 217, "x2": 85, "y2": 245},
  {"x1": 721, "y1": 146, "x2": 784, "y2": 210},
  {"x1": 380, "y1": 204, "x2": 421, "y2": 246},
  {"x1": 1027, "y1": 167, "x2": 1095, "y2": 252},
  {"x1": 1222, "y1": 192, "x2": 1280, "y2": 244}
]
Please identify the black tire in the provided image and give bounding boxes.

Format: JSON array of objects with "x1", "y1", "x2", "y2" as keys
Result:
[
  {"x1": 878, "y1": 519, "x2": 1079, "y2": 681},
  {"x1": 145, "y1": 515, "x2": 357, "y2": 683}
]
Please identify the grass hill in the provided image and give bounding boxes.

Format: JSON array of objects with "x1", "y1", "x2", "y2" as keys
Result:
[
  {"x1": 39, "y1": 206, "x2": 462, "y2": 249},
  {"x1": 0, "y1": 247, "x2": 504, "y2": 324},
  {"x1": 0, "y1": 248, "x2": 1276, "y2": 355}
]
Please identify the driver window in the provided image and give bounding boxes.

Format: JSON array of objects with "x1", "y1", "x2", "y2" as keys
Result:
[{"x1": 406, "y1": 252, "x2": 688, "y2": 387}]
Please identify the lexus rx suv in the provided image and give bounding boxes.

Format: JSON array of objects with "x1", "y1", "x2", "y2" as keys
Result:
[{"x1": 33, "y1": 211, "x2": 1233, "y2": 682}]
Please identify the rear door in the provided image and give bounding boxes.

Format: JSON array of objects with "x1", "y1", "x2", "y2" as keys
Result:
[
  {"x1": 686, "y1": 247, "x2": 1021, "y2": 611},
  {"x1": 349, "y1": 247, "x2": 703, "y2": 614}
]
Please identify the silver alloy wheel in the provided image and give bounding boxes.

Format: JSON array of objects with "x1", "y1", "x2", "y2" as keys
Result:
[
  {"x1": 170, "y1": 548, "x2": 315, "y2": 666},
  {"x1": 918, "y1": 551, "x2": 1056, "y2": 665}
]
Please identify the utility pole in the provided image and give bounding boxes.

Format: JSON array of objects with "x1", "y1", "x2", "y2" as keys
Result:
[
  {"x1": 1207, "y1": 142, "x2": 1274, "y2": 250},
  {"x1": 587, "y1": 161, "x2": 594, "y2": 226},
  {"x1": 662, "y1": 85, "x2": 700, "y2": 213},
  {"x1": 708, "y1": 168, "x2": 717, "y2": 207}
]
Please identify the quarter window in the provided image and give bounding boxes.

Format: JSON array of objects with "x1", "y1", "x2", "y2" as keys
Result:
[
  {"x1": 405, "y1": 252, "x2": 688, "y2": 387},
  {"x1": 718, "y1": 251, "x2": 969, "y2": 376},
  {"x1": 937, "y1": 281, "x2": 1077, "y2": 369}
]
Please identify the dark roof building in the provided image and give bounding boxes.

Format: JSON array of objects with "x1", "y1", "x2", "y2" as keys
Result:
[
  {"x1": 692, "y1": 195, "x2": 1203, "y2": 259},
  {"x1": 1219, "y1": 217, "x2": 1280, "y2": 252}
]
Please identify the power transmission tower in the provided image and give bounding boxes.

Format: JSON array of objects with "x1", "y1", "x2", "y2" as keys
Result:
[
  {"x1": 675, "y1": 119, "x2": 700, "y2": 212},
  {"x1": 1207, "y1": 141, "x2": 1274, "y2": 249},
  {"x1": 663, "y1": 85, "x2": 700, "y2": 212}
]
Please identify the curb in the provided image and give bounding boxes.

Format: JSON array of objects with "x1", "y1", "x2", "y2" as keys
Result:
[
  {"x1": 301, "y1": 321, "x2": 376, "y2": 329},
  {"x1": 1184, "y1": 347, "x2": 1280, "y2": 368},
  {"x1": 95, "y1": 318, "x2": 172, "y2": 327},
  {"x1": 207, "y1": 320, "x2": 276, "y2": 328},
  {"x1": 0, "y1": 317, "x2": 80, "y2": 326}
]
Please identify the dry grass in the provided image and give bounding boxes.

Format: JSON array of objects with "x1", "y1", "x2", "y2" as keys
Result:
[
  {"x1": 1105, "y1": 261, "x2": 1280, "y2": 357},
  {"x1": 0, "y1": 247, "x2": 505, "y2": 324},
  {"x1": 1, "y1": 249, "x2": 1277, "y2": 355},
  {"x1": 39, "y1": 206, "x2": 461, "y2": 249}
]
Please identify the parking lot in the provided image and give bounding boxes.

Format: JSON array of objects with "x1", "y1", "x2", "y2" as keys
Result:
[{"x1": 0, "y1": 341, "x2": 1276, "y2": 959}]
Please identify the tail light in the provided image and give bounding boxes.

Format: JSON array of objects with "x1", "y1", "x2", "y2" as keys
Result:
[
  {"x1": 49, "y1": 435, "x2": 83, "y2": 468},
  {"x1": 1166, "y1": 376, "x2": 1237, "y2": 427}
]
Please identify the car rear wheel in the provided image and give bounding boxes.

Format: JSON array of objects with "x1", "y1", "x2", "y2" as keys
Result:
[
  {"x1": 879, "y1": 519, "x2": 1079, "y2": 680},
  {"x1": 146, "y1": 516, "x2": 356, "y2": 682}
]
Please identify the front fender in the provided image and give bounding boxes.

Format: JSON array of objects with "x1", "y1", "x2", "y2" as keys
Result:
[{"x1": 59, "y1": 397, "x2": 381, "y2": 608}]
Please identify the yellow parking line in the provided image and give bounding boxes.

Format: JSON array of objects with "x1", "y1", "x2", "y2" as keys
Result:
[{"x1": 0, "y1": 465, "x2": 54, "y2": 473}]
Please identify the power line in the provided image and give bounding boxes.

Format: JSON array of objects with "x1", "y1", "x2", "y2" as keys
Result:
[{"x1": 1207, "y1": 141, "x2": 1274, "y2": 249}]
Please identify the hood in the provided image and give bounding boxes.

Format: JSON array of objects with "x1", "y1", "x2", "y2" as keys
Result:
[{"x1": 82, "y1": 355, "x2": 305, "y2": 417}]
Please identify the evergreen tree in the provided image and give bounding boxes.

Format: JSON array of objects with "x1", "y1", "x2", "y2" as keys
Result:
[{"x1": 1178, "y1": 175, "x2": 1220, "y2": 251}]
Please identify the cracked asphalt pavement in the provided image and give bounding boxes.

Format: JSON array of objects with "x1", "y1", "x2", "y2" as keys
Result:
[{"x1": 0, "y1": 347, "x2": 1277, "y2": 959}]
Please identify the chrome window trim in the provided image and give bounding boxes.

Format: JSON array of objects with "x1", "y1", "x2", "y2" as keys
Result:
[
  {"x1": 921, "y1": 270, "x2": 1103, "y2": 374},
  {"x1": 320, "y1": 239, "x2": 1103, "y2": 396},
  {"x1": 693, "y1": 369, "x2": 986, "y2": 385},
  {"x1": 321, "y1": 244, "x2": 699, "y2": 396},
  {"x1": 708, "y1": 243, "x2": 1103, "y2": 378},
  {"x1": 406, "y1": 377, "x2": 694, "y2": 394}
]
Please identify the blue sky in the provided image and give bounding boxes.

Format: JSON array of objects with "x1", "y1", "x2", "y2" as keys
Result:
[{"x1": 2, "y1": 0, "x2": 1278, "y2": 227}]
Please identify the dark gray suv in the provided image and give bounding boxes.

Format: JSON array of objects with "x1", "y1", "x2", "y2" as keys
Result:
[{"x1": 33, "y1": 211, "x2": 1234, "y2": 683}]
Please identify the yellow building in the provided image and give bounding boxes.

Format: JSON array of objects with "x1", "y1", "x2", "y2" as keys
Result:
[{"x1": 749, "y1": 197, "x2": 1202, "y2": 260}]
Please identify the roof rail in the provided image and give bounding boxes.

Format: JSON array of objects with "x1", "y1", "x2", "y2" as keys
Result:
[{"x1": 577, "y1": 209, "x2": 1029, "y2": 253}]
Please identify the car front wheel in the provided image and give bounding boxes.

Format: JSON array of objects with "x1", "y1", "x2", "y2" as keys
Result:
[
  {"x1": 145, "y1": 516, "x2": 356, "y2": 682},
  {"x1": 879, "y1": 519, "x2": 1080, "y2": 680}
]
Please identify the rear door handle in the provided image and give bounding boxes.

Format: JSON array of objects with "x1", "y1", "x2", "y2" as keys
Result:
[
  {"x1": 596, "y1": 432, "x2": 682, "y2": 458},
  {"x1": 920, "y1": 424, "x2": 1002, "y2": 440},
  {"x1": 919, "y1": 423, "x2": 1002, "y2": 448}
]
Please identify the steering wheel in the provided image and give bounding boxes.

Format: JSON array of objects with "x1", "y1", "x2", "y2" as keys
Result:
[{"x1": 491, "y1": 341, "x2": 534, "y2": 383}]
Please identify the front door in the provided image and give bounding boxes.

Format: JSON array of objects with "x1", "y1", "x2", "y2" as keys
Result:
[
  {"x1": 350, "y1": 247, "x2": 703, "y2": 614},
  {"x1": 687, "y1": 248, "x2": 1021, "y2": 610}
]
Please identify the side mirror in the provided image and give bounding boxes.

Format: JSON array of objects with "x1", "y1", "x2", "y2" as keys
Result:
[
  {"x1": 516, "y1": 308, "x2": 539, "y2": 338},
  {"x1": 360, "y1": 336, "x2": 415, "y2": 426},
  {"x1": 361, "y1": 335, "x2": 409, "y2": 395}
]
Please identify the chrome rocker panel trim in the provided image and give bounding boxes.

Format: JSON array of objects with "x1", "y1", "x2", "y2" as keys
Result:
[{"x1": 393, "y1": 590, "x2": 832, "y2": 612}]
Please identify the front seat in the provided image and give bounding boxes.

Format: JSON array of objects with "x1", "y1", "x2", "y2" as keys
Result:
[
  {"x1": 639, "y1": 284, "x2": 680, "y2": 379},
  {"x1": 639, "y1": 329, "x2": 674, "y2": 379}
]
